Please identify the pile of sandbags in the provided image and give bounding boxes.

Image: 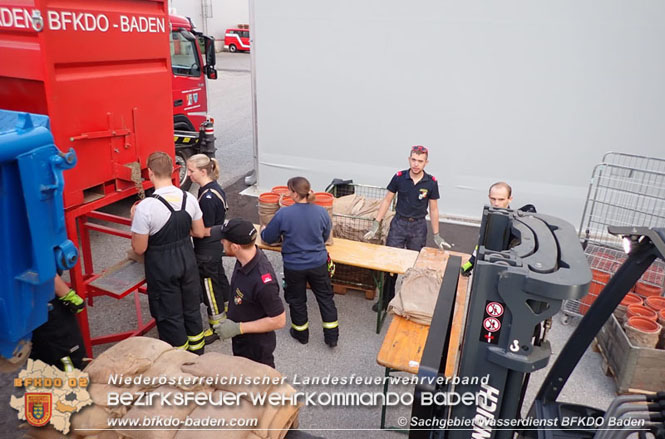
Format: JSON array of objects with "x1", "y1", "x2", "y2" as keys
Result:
[
  {"x1": 21, "y1": 337, "x2": 300, "y2": 439},
  {"x1": 332, "y1": 194, "x2": 394, "y2": 244},
  {"x1": 388, "y1": 267, "x2": 443, "y2": 325}
]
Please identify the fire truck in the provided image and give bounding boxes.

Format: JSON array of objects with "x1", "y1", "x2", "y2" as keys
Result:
[
  {"x1": 169, "y1": 13, "x2": 217, "y2": 189},
  {"x1": 0, "y1": 0, "x2": 216, "y2": 362}
]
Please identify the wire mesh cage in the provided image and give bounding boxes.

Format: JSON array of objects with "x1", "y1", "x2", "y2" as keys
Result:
[
  {"x1": 563, "y1": 154, "x2": 665, "y2": 319},
  {"x1": 326, "y1": 183, "x2": 395, "y2": 291}
]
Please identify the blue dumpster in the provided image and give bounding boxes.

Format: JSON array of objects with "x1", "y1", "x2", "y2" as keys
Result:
[{"x1": 0, "y1": 110, "x2": 78, "y2": 363}]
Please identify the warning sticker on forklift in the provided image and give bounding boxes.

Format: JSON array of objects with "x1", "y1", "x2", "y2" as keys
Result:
[{"x1": 479, "y1": 300, "x2": 505, "y2": 345}]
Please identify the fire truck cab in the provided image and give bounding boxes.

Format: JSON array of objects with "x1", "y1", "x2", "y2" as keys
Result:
[{"x1": 169, "y1": 14, "x2": 217, "y2": 188}]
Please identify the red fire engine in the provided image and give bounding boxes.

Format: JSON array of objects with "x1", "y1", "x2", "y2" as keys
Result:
[{"x1": 0, "y1": 0, "x2": 216, "y2": 356}]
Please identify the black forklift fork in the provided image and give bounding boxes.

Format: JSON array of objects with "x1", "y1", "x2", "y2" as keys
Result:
[{"x1": 409, "y1": 206, "x2": 665, "y2": 439}]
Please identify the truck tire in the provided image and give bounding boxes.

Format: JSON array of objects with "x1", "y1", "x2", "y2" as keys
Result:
[
  {"x1": 175, "y1": 148, "x2": 193, "y2": 191},
  {"x1": 229, "y1": 44, "x2": 237, "y2": 53}
]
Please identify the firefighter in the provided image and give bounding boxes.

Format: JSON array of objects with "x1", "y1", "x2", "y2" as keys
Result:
[
  {"x1": 211, "y1": 219, "x2": 286, "y2": 368},
  {"x1": 260, "y1": 177, "x2": 339, "y2": 347},
  {"x1": 30, "y1": 274, "x2": 86, "y2": 371},
  {"x1": 364, "y1": 145, "x2": 451, "y2": 311},
  {"x1": 186, "y1": 154, "x2": 231, "y2": 345},
  {"x1": 460, "y1": 181, "x2": 536, "y2": 276},
  {"x1": 131, "y1": 151, "x2": 206, "y2": 355}
]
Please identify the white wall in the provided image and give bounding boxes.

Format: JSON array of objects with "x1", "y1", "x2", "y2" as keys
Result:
[
  {"x1": 252, "y1": 0, "x2": 665, "y2": 227},
  {"x1": 171, "y1": 0, "x2": 249, "y2": 41}
]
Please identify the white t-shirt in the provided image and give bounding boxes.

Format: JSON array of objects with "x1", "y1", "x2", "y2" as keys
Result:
[{"x1": 131, "y1": 186, "x2": 203, "y2": 236}]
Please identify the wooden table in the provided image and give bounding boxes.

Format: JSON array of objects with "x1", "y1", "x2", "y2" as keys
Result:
[
  {"x1": 375, "y1": 248, "x2": 470, "y2": 428},
  {"x1": 255, "y1": 225, "x2": 419, "y2": 333}
]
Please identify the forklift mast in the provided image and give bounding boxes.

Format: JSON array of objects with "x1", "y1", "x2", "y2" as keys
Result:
[{"x1": 449, "y1": 207, "x2": 591, "y2": 439}]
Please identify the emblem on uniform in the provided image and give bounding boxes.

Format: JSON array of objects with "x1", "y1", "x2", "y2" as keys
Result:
[
  {"x1": 234, "y1": 288, "x2": 243, "y2": 305},
  {"x1": 419, "y1": 188, "x2": 428, "y2": 200},
  {"x1": 261, "y1": 273, "x2": 273, "y2": 284},
  {"x1": 25, "y1": 393, "x2": 52, "y2": 427}
]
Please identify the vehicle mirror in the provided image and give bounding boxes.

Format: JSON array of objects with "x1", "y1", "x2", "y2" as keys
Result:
[
  {"x1": 202, "y1": 35, "x2": 217, "y2": 68},
  {"x1": 205, "y1": 65, "x2": 218, "y2": 80}
]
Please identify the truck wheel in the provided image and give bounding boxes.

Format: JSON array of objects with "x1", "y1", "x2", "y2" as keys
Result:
[
  {"x1": 175, "y1": 148, "x2": 193, "y2": 191},
  {"x1": 229, "y1": 44, "x2": 237, "y2": 53}
]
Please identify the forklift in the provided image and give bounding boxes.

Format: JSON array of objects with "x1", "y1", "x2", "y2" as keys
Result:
[{"x1": 410, "y1": 207, "x2": 665, "y2": 439}]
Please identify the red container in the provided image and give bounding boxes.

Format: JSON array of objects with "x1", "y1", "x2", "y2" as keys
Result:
[
  {"x1": 280, "y1": 196, "x2": 295, "y2": 206},
  {"x1": 271, "y1": 185, "x2": 290, "y2": 195},
  {"x1": 644, "y1": 296, "x2": 665, "y2": 313},
  {"x1": 0, "y1": 0, "x2": 173, "y2": 208},
  {"x1": 258, "y1": 192, "x2": 280, "y2": 204},
  {"x1": 625, "y1": 316, "x2": 661, "y2": 333},
  {"x1": 620, "y1": 293, "x2": 643, "y2": 307},
  {"x1": 313, "y1": 192, "x2": 334, "y2": 207},
  {"x1": 626, "y1": 304, "x2": 658, "y2": 322},
  {"x1": 579, "y1": 269, "x2": 611, "y2": 315},
  {"x1": 635, "y1": 282, "x2": 663, "y2": 298}
]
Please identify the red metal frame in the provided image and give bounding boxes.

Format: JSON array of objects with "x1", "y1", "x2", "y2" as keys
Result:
[{"x1": 65, "y1": 182, "x2": 157, "y2": 357}]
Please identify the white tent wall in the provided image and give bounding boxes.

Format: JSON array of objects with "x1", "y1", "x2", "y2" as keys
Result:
[{"x1": 251, "y1": 0, "x2": 665, "y2": 227}]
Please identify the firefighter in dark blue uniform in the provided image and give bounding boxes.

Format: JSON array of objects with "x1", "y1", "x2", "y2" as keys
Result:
[
  {"x1": 211, "y1": 219, "x2": 286, "y2": 368},
  {"x1": 365, "y1": 145, "x2": 452, "y2": 310},
  {"x1": 131, "y1": 152, "x2": 206, "y2": 354},
  {"x1": 187, "y1": 154, "x2": 231, "y2": 345}
]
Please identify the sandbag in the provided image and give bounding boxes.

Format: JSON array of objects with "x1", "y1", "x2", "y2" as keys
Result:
[
  {"x1": 88, "y1": 383, "x2": 140, "y2": 408},
  {"x1": 173, "y1": 390, "x2": 260, "y2": 439},
  {"x1": 181, "y1": 352, "x2": 282, "y2": 395},
  {"x1": 19, "y1": 423, "x2": 64, "y2": 439},
  {"x1": 84, "y1": 337, "x2": 173, "y2": 383},
  {"x1": 140, "y1": 349, "x2": 201, "y2": 391},
  {"x1": 331, "y1": 194, "x2": 393, "y2": 244},
  {"x1": 388, "y1": 267, "x2": 443, "y2": 325},
  {"x1": 70, "y1": 404, "x2": 121, "y2": 435},
  {"x1": 117, "y1": 386, "x2": 198, "y2": 439},
  {"x1": 255, "y1": 383, "x2": 299, "y2": 439}
]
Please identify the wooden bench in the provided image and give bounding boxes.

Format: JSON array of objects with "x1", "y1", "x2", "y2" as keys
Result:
[
  {"x1": 254, "y1": 225, "x2": 419, "y2": 333},
  {"x1": 376, "y1": 248, "x2": 470, "y2": 428}
]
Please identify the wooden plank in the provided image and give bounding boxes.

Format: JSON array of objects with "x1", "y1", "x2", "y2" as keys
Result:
[
  {"x1": 377, "y1": 315, "x2": 429, "y2": 374},
  {"x1": 255, "y1": 224, "x2": 419, "y2": 275}
]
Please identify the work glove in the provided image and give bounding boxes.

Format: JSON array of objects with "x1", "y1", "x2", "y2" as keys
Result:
[
  {"x1": 460, "y1": 261, "x2": 473, "y2": 277},
  {"x1": 363, "y1": 220, "x2": 380, "y2": 241},
  {"x1": 59, "y1": 290, "x2": 85, "y2": 314},
  {"x1": 213, "y1": 319, "x2": 242, "y2": 340},
  {"x1": 209, "y1": 312, "x2": 227, "y2": 327},
  {"x1": 433, "y1": 234, "x2": 453, "y2": 250}
]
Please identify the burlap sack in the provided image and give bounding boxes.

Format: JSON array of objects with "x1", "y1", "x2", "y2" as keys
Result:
[
  {"x1": 89, "y1": 432, "x2": 123, "y2": 439},
  {"x1": 88, "y1": 383, "x2": 140, "y2": 407},
  {"x1": 331, "y1": 194, "x2": 393, "y2": 244},
  {"x1": 173, "y1": 390, "x2": 261, "y2": 439},
  {"x1": 258, "y1": 201, "x2": 279, "y2": 228},
  {"x1": 70, "y1": 404, "x2": 122, "y2": 435},
  {"x1": 19, "y1": 424, "x2": 63, "y2": 439},
  {"x1": 140, "y1": 349, "x2": 201, "y2": 391},
  {"x1": 117, "y1": 386, "x2": 198, "y2": 439},
  {"x1": 181, "y1": 352, "x2": 282, "y2": 395},
  {"x1": 84, "y1": 337, "x2": 172, "y2": 383},
  {"x1": 388, "y1": 267, "x2": 443, "y2": 325},
  {"x1": 255, "y1": 383, "x2": 299, "y2": 439}
]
